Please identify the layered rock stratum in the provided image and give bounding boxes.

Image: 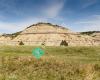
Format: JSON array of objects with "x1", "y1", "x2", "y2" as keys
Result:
[{"x1": 0, "y1": 23, "x2": 100, "y2": 46}]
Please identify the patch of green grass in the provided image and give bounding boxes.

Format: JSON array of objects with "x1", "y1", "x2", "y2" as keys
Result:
[{"x1": 1, "y1": 46, "x2": 100, "y2": 56}]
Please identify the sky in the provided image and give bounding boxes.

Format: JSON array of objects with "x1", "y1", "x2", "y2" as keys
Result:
[{"x1": 0, "y1": 0, "x2": 100, "y2": 33}]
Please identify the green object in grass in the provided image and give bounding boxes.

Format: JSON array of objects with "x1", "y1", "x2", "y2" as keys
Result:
[{"x1": 32, "y1": 48, "x2": 44, "y2": 59}]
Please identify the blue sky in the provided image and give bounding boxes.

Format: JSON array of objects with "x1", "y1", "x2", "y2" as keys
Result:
[{"x1": 0, "y1": 0, "x2": 100, "y2": 33}]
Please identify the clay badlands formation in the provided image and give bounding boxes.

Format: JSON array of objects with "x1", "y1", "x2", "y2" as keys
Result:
[{"x1": 0, "y1": 23, "x2": 100, "y2": 46}]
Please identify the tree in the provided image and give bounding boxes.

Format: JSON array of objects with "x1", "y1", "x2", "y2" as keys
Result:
[
  {"x1": 19, "y1": 41, "x2": 24, "y2": 45},
  {"x1": 60, "y1": 40, "x2": 68, "y2": 46}
]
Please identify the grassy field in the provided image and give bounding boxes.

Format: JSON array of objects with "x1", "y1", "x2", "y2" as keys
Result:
[{"x1": 0, "y1": 46, "x2": 100, "y2": 80}]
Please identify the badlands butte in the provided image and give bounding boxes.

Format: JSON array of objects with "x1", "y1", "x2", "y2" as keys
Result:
[{"x1": 0, "y1": 23, "x2": 100, "y2": 46}]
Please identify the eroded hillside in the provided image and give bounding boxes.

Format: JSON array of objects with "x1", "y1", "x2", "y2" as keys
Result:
[{"x1": 0, "y1": 23, "x2": 100, "y2": 46}]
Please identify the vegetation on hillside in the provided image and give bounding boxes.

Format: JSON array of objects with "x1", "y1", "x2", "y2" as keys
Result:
[
  {"x1": 80, "y1": 31, "x2": 100, "y2": 35},
  {"x1": 26, "y1": 22, "x2": 69, "y2": 30},
  {"x1": 2, "y1": 31, "x2": 22, "y2": 39}
]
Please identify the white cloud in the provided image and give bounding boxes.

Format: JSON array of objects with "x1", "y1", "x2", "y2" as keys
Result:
[
  {"x1": 0, "y1": 18, "x2": 47, "y2": 34},
  {"x1": 75, "y1": 15, "x2": 100, "y2": 31},
  {"x1": 82, "y1": 0, "x2": 98, "y2": 9},
  {"x1": 42, "y1": 0, "x2": 66, "y2": 18},
  {"x1": 0, "y1": 0, "x2": 66, "y2": 33},
  {"x1": 0, "y1": 22, "x2": 19, "y2": 34}
]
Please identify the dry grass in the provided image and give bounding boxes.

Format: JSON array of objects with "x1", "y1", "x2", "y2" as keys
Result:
[
  {"x1": 0, "y1": 56, "x2": 100, "y2": 80},
  {"x1": 0, "y1": 46, "x2": 100, "y2": 80}
]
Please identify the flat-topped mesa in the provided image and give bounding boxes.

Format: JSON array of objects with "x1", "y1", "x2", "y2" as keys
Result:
[{"x1": 20, "y1": 22, "x2": 72, "y2": 34}]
